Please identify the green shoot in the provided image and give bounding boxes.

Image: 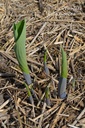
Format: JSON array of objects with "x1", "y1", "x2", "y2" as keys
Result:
[
  {"x1": 24, "y1": 83, "x2": 34, "y2": 104},
  {"x1": 13, "y1": 20, "x2": 29, "y2": 74},
  {"x1": 58, "y1": 46, "x2": 68, "y2": 99},
  {"x1": 13, "y1": 19, "x2": 38, "y2": 102},
  {"x1": 44, "y1": 50, "x2": 50, "y2": 106},
  {"x1": 61, "y1": 46, "x2": 68, "y2": 78}
]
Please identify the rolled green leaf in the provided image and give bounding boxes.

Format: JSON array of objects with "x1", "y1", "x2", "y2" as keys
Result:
[
  {"x1": 13, "y1": 20, "x2": 32, "y2": 86},
  {"x1": 61, "y1": 47, "x2": 68, "y2": 78},
  {"x1": 13, "y1": 20, "x2": 35, "y2": 103},
  {"x1": 58, "y1": 46, "x2": 68, "y2": 99},
  {"x1": 13, "y1": 20, "x2": 38, "y2": 102},
  {"x1": 13, "y1": 19, "x2": 29, "y2": 74}
]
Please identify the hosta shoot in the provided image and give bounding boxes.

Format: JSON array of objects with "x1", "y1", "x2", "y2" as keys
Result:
[
  {"x1": 44, "y1": 50, "x2": 50, "y2": 106},
  {"x1": 58, "y1": 46, "x2": 68, "y2": 99},
  {"x1": 13, "y1": 19, "x2": 37, "y2": 103}
]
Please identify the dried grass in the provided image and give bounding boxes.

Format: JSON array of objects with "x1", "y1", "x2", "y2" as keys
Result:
[{"x1": 0, "y1": 0, "x2": 85, "y2": 127}]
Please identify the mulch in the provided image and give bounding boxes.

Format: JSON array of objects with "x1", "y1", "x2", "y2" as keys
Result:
[{"x1": 0, "y1": 0, "x2": 85, "y2": 128}]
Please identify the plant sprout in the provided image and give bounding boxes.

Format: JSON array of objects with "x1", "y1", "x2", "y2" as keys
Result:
[
  {"x1": 13, "y1": 19, "x2": 68, "y2": 104},
  {"x1": 58, "y1": 46, "x2": 68, "y2": 99},
  {"x1": 24, "y1": 83, "x2": 34, "y2": 104},
  {"x1": 44, "y1": 50, "x2": 50, "y2": 106},
  {"x1": 44, "y1": 50, "x2": 49, "y2": 75},
  {"x1": 13, "y1": 19, "x2": 37, "y2": 103}
]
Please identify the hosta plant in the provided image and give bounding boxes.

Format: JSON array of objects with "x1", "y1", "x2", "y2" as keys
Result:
[{"x1": 13, "y1": 19, "x2": 37, "y2": 104}]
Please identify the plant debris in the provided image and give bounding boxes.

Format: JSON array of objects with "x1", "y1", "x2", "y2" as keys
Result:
[{"x1": 0, "y1": 0, "x2": 85, "y2": 127}]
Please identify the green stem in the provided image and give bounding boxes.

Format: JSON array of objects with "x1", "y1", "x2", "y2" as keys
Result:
[
  {"x1": 24, "y1": 83, "x2": 34, "y2": 104},
  {"x1": 44, "y1": 50, "x2": 50, "y2": 106}
]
